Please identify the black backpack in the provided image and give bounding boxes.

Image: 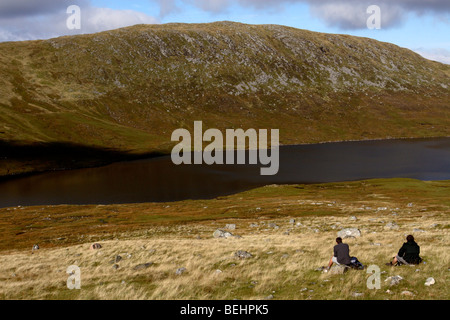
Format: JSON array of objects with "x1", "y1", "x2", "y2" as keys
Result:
[{"x1": 349, "y1": 256, "x2": 364, "y2": 270}]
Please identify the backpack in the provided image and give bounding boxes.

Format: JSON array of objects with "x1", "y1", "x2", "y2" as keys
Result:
[{"x1": 349, "y1": 256, "x2": 364, "y2": 270}]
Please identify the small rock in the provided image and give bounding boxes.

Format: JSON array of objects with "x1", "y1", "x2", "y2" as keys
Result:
[
  {"x1": 265, "y1": 294, "x2": 274, "y2": 300},
  {"x1": 407, "y1": 203, "x2": 413, "y2": 207},
  {"x1": 424, "y1": 277, "x2": 435, "y2": 286},
  {"x1": 213, "y1": 229, "x2": 234, "y2": 238},
  {"x1": 289, "y1": 219, "x2": 296, "y2": 225},
  {"x1": 352, "y1": 292, "x2": 364, "y2": 297},
  {"x1": 225, "y1": 224, "x2": 236, "y2": 230},
  {"x1": 90, "y1": 243, "x2": 102, "y2": 250},
  {"x1": 349, "y1": 216, "x2": 357, "y2": 221},
  {"x1": 115, "y1": 255, "x2": 122, "y2": 263},
  {"x1": 176, "y1": 267, "x2": 186, "y2": 275},
  {"x1": 329, "y1": 265, "x2": 349, "y2": 275},
  {"x1": 316, "y1": 266, "x2": 325, "y2": 272},
  {"x1": 385, "y1": 275, "x2": 403, "y2": 286},
  {"x1": 401, "y1": 290, "x2": 415, "y2": 296},
  {"x1": 337, "y1": 228, "x2": 361, "y2": 239},
  {"x1": 235, "y1": 250, "x2": 253, "y2": 259},
  {"x1": 32, "y1": 244, "x2": 39, "y2": 251},
  {"x1": 112, "y1": 264, "x2": 119, "y2": 270},
  {"x1": 413, "y1": 228, "x2": 425, "y2": 233},
  {"x1": 384, "y1": 222, "x2": 399, "y2": 230},
  {"x1": 133, "y1": 263, "x2": 153, "y2": 271}
]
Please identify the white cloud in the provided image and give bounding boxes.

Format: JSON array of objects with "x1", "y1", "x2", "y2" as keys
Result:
[
  {"x1": 309, "y1": 2, "x2": 407, "y2": 29},
  {"x1": 82, "y1": 7, "x2": 158, "y2": 34},
  {"x1": 154, "y1": 0, "x2": 450, "y2": 30},
  {"x1": 0, "y1": 1, "x2": 159, "y2": 42},
  {"x1": 414, "y1": 48, "x2": 450, "y2": 65}
]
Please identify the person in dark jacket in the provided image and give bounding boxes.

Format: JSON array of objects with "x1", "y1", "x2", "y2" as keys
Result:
[
  {"x1": 324, "y1": 237, "x2": 351, "y2": 272},
  {"x1": 387, "y1": 235, "x2": 422, "y2": 266}
]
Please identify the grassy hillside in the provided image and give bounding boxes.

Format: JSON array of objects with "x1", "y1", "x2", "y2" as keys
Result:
[{"x1": 0, "y1": 22, "x2": 449, "y2": 176}]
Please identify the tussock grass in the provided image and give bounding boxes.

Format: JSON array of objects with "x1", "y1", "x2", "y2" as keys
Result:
[{"x1": 0, "y1": 179, "x2": 448, "y2": 300}]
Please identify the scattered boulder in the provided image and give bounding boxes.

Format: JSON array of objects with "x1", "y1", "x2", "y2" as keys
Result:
[
  {"x1": 352, "y1": 292, "x2": 364, "y2": 298},
  {"x1": 213, "y1": 229, "x2": 234, "y2": 239},
  {"x1": 90, "y1": 243, "x2": 102, "y2": 250},
  {"x1": 337, "y1": 228, "x2": 361, "y2": 239},
  {"x1": 425, "y1": 277, "x2": 435, "y2": 286},
  {"x1": 316, "y1": 266, "x2": 325, "y2": 272},
  {"x1": 176, "y1": 267, "x2": 186, "y2": 275},
  {"x1": 328, "y1": 265, "x2": 349, "y2": 275},
  {"x1": 133, "y1": 263, "x2": 153, "y2": 271},
  {"x1": 385, "y1": 275, "x2": 403, "y2": 286},
  {"x1": 235, "y1": 250, "x2": 253, "y2": 259},
  {"x1": 384, "y1": 222, "x2": 399, "y2": 230}
]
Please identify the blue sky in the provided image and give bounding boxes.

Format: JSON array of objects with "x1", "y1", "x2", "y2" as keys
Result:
[
  {"x1": 95, "y1": 0, "x2": 450, "y2": 63},
  {"x1": 1, "y1": 0, "x2": 449, "y2": 63}
]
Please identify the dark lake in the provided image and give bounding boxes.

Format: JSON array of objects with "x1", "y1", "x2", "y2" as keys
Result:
[{"x1": 0, "y1": 137, "x2": 449, "y2": 208}]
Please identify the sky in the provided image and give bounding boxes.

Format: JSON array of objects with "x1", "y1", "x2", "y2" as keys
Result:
[{"x1": 0, "y1": 0, "x2": 449, "y2": 64}]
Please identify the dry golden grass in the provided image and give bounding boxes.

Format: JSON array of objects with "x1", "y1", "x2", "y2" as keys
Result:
[{"x1": 0, "y1": 204, "x2": 448, "y2": 300}]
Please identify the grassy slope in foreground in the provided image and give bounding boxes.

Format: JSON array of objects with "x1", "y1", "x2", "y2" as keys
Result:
[
  {"x1": 0, "y1": 178, "x2": 448, "y2": 300},
  {"x1": 0, "y1": 22, "x2": 449, "y2": 177}
]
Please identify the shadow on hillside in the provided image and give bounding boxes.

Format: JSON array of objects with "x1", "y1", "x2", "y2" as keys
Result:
[{"x1": 0, "y1": 140, "x2": 166, "y2": 181}]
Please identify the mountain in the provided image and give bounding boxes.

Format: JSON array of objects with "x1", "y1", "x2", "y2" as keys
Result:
[{"x1": 0, "y1": 21, "x2": 449, "y2": 176}]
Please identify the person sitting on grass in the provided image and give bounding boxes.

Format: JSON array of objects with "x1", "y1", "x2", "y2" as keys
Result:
[
  {"x1": 324, "y1": 237, "x2": 351, "y2": 272},
  {"x1": 386, "y1": 234, "x2": 422, "y2": 266}
]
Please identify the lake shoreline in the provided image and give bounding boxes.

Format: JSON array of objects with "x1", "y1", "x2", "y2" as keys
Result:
[
  {"x1": 1, "y1": 136, "x2": 449, "y2": 208},
  {"x1": 1, "y1": 135, "x2": 449, "y2": 182}
]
